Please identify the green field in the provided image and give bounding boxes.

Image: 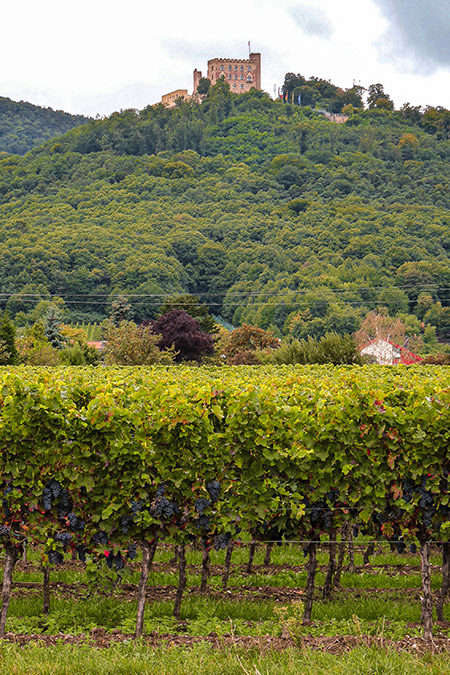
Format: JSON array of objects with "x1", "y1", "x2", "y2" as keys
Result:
[{"x1": 0, "y1": 542, "x2": 448, "y2": 674}]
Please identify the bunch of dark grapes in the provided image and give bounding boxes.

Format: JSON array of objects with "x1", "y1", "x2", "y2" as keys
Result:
[
  {"x1": 48, "y1": 550, "x2": 64, "y2": 564},
  {"x1": 401, "y1": 480, "x2": 414, "y2": 504},
  {"x1": 67, "y1": 513, "x2": 85, "y2": 532},
  {"x1": 92, "y1": 531, "x2": 108, "y2": 546},
  {"x1": 325, "y1": 488, "x2": 340, "y2": 504},
  {"x1": 206, "y1": 481, "x2": 220, "y2": 502},
  {"x1": 126, "y1": 543, "x2": 137, "y2": 560},
  {"x1": 106, "y1": 551, "x2": 124, "y2": 570},
  {"x1": 42, "y1": 487, "x2": 52, "y2": 511},
  {"x1": 156, "y1": 483, "x2": 166, "y2": 497},
  {"x1": 195, "y1": 497, "x2": 211, "y2": 515},
  {"x1": 309, "y1": 505, "x2": 322, "y2": 527},
  {"x1": 0, "y1": 525, "x2": 11, "y2": 536},
  {"x1": 120, "y1": 516, "x2": 133, "y2": 534},
  {"x1": 131, "y1": 500, "x2": 144, "y2": 514},
  {"x1": 196, "y1": 515, "x2": 210, "y2": 531},
  {"x1": 151, "y1": 497, "x2": 178, "y2": 519},
  {"x1": 418, "y1": 485, "x2": 434, "y2": 510},
  {"x1": 76, "y1": 546, "x2": 87, "y2": 563},
  {"x1": 57, "y1": 490, "x2": 72, "y2": 518},
  {"x1": 47, "y1": 480, "x2": 62, "y2": 500},
  {"x1": 214, "y1": 533, "x2": 231, "y2": 551},
  {"x1": 55, "y1": 532, "x2": 72, "y2": 549},
  {"x1": 2, "y1": 498, "x2": 11, "y2": 519}
]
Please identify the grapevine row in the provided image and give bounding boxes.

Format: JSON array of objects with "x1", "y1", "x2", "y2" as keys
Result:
[{"x1": 0, "y1": 365, "x2": 448, "y2": 638}]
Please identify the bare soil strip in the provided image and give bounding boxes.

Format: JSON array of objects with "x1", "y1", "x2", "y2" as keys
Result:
[{"x1": 1, "y1": 630, "x2": 448, "y2": 655}]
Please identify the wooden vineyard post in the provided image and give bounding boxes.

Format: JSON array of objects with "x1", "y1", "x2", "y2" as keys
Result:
[
  {"x1": 42, "y1": 566, "x2": 50, "y2": 615},
  {"x1": 0, "y1": 543, "x2": 20, "y2": 637},
  {"x1": 333, "y1": 523, "x2": 347, "y2": 590},
  {"x1": 264, "y1": 542, "x2": 274, "y2": 566},
  {"x1": 246, "y1": 541, "x2": 257, "y2": 574},
  {"x1": 173, "y1": 545, "x2": 187, "y2": 619},
  {"x1": 169, "y1": 545, "x2": 180, "y2": 565},
  {"x1": 419, "y1": 541, "x2": 433, "y2": 640},
  {"x1": 436, "y1": 542, "x2": 449, "y2": 623},
  {"x1": 347, "y1": 528, "x2": 355, "y2": 573},
  {"x1": 322, "y1": 529, "x2": 337, "y2": 599},
  {"x1": 200, "y1": 540, "x2": 210, "y2": 593},
  {"x1": 222, "y1": 541, "x2": 234, "y2": 590},
  {"x1": 363, "y1": 542, "x2": 375, "y2": 566},
  {"x1": 135, "y1": 539, "x2": 158, "y2": 639},
  {"x1": 303, "y1": 541, "x2": 317, "y2": 624}
]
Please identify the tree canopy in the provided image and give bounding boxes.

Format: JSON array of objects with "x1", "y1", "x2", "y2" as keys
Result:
[
  {"x1": 0, "y1": 76, "x2": 448, "y2": 346},
  {"x1": 0, "y1": 97, "x2": 89, "y2": 155}
]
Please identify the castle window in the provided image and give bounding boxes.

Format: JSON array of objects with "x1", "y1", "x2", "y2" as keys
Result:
[
  {"x1": 220, "y1": 65, "x2": 224, "y2": 70},
  {"x1": 228, "y1": 74, "x2": 232, "y2": 79},
  {"x1": 240, "y1": 84, "x2": 244, "y2": 89},
  {"x1": 234, "y1": 74, "x2": 237, "y2": 79},
  {"x1": 234, "y1": 65, "x2": 237, "y2": 70},
  {"x1": 247, "y1": 74, "x2": 252, "y2": 82},
  {"x1": 240, "y1": 65, "x2": 244, "y2": 70},
  {"x1": 240, "y1": 74, "x2": 243, "y2": 79},
  {"x1": 248, "y1": 65, "x2": 251, "y2": 71},
  {"x1": 228, "y1": 65, "x2": 231, "y2": 70}
]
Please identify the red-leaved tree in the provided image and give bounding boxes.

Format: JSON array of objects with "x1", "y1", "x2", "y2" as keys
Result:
[{"x1": 152, "y1": 310, "x2": 214, "y2": 362}]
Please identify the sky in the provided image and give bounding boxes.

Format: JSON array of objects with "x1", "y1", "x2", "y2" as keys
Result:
[{"x1": 2, "y1": 0, "x2": 449, "y2": 117}]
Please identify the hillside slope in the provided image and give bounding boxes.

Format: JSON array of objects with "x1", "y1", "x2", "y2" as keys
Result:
[
  {"x1": 0, "y1": 84, "x2": 448, "y2": 339},
  {"x1": 0, "y1": 97, "x2": 89, "y2": 155}
]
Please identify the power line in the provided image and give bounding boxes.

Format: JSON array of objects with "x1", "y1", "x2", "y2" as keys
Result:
[
  {"x1": 3, "y1": 296, "x2": 450, "y2": 310},
  {"x1": 1, "y1": 285, "x2": 449, "y2": 299}
]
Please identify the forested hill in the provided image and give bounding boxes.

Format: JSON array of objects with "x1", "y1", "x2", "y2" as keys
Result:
[
  {"x1": 0, "y1": 81, "x2": 449, "y2": 342},
  {"x1": 0, "y1": 97, "x2": 89, "y2": 155}
]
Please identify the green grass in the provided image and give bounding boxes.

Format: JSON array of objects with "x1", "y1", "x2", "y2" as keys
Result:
[
  {"x1": 5, "y1": 590, "x2": 449, "y2": 638},
  {"x1": 0, "y1": 642, "x2": 448, "y2": 675},
  {"x1": 148, "y1": 542, "x2": 443, "y2": 569},
  {"x1": 0, "y1": 541, "x2": 447, "y2": 675}
]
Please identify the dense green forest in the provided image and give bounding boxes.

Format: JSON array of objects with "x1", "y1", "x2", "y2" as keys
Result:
[
  {"x1": 0, "y1": 97, "x2": 89, "y2": 155},
  {"x1": 0, "y1": 78, "x2": 449, "y2": 343}
]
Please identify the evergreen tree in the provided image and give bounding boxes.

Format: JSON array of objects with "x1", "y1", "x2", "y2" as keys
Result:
[
  {"x1": 0, "y1": 313, "x2": 18, "y2": 365},
  {"x1": 111, "y1": 296, "x2": 132, "y2": 326},
  {"x1": 44, "y1": 308, "x2": 65, "y2": 349}
]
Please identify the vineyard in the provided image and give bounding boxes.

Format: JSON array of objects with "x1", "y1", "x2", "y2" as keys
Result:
[{"x1": 0, "y1": 365, "x2": 448, "y2": 671}]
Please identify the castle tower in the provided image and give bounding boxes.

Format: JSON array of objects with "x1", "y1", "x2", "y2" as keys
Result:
[
  {"x1": 249, "y1": 53, "x2": 261, "y2": 90},
  {"x1": 193, "y1": 68, "x2": 202, "y2": 94},
  {"x1": 193, "y1": 52, "x2": 261, "y2": 95}
]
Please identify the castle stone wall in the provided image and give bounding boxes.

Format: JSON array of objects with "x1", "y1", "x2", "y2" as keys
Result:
[{"x1": 194, "y1": 53, "x2": 261, "y2": 94}]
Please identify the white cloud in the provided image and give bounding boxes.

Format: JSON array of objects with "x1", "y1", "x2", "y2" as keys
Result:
[{"x1": 1, "y1": 0, "x2": 449, "y2": 115}]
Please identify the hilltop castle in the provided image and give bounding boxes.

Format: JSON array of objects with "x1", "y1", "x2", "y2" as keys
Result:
[
  {"x1": 161, "y1": 52, "x2": 262, "y2": 107},
  {"x1": 194, "y1": 52, "x2": 261, "y2": 94}
]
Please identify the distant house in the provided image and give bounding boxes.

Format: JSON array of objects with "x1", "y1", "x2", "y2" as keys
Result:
[
  {"x1": 161, "y1": 89, "x2": 190, "y2": 108},
  {"x1": 87, "y1": 341, "x2": 106, "y2": 351},
  {"x1": 361, "y1": 338, "x2": 422, "y2": 365}
]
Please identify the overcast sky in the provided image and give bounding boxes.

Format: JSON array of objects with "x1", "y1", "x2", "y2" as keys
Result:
[{"x1": 2, "y1": 0, "x2": 449, "y2": 116}]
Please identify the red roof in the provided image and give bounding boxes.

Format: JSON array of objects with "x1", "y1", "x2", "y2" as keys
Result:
[
  {"x1": 87, "y1": 341, "x2": 105, "y2": 350},
  {"x1": 395, "y1": 345, "x2": 423, "y2": 365}
]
